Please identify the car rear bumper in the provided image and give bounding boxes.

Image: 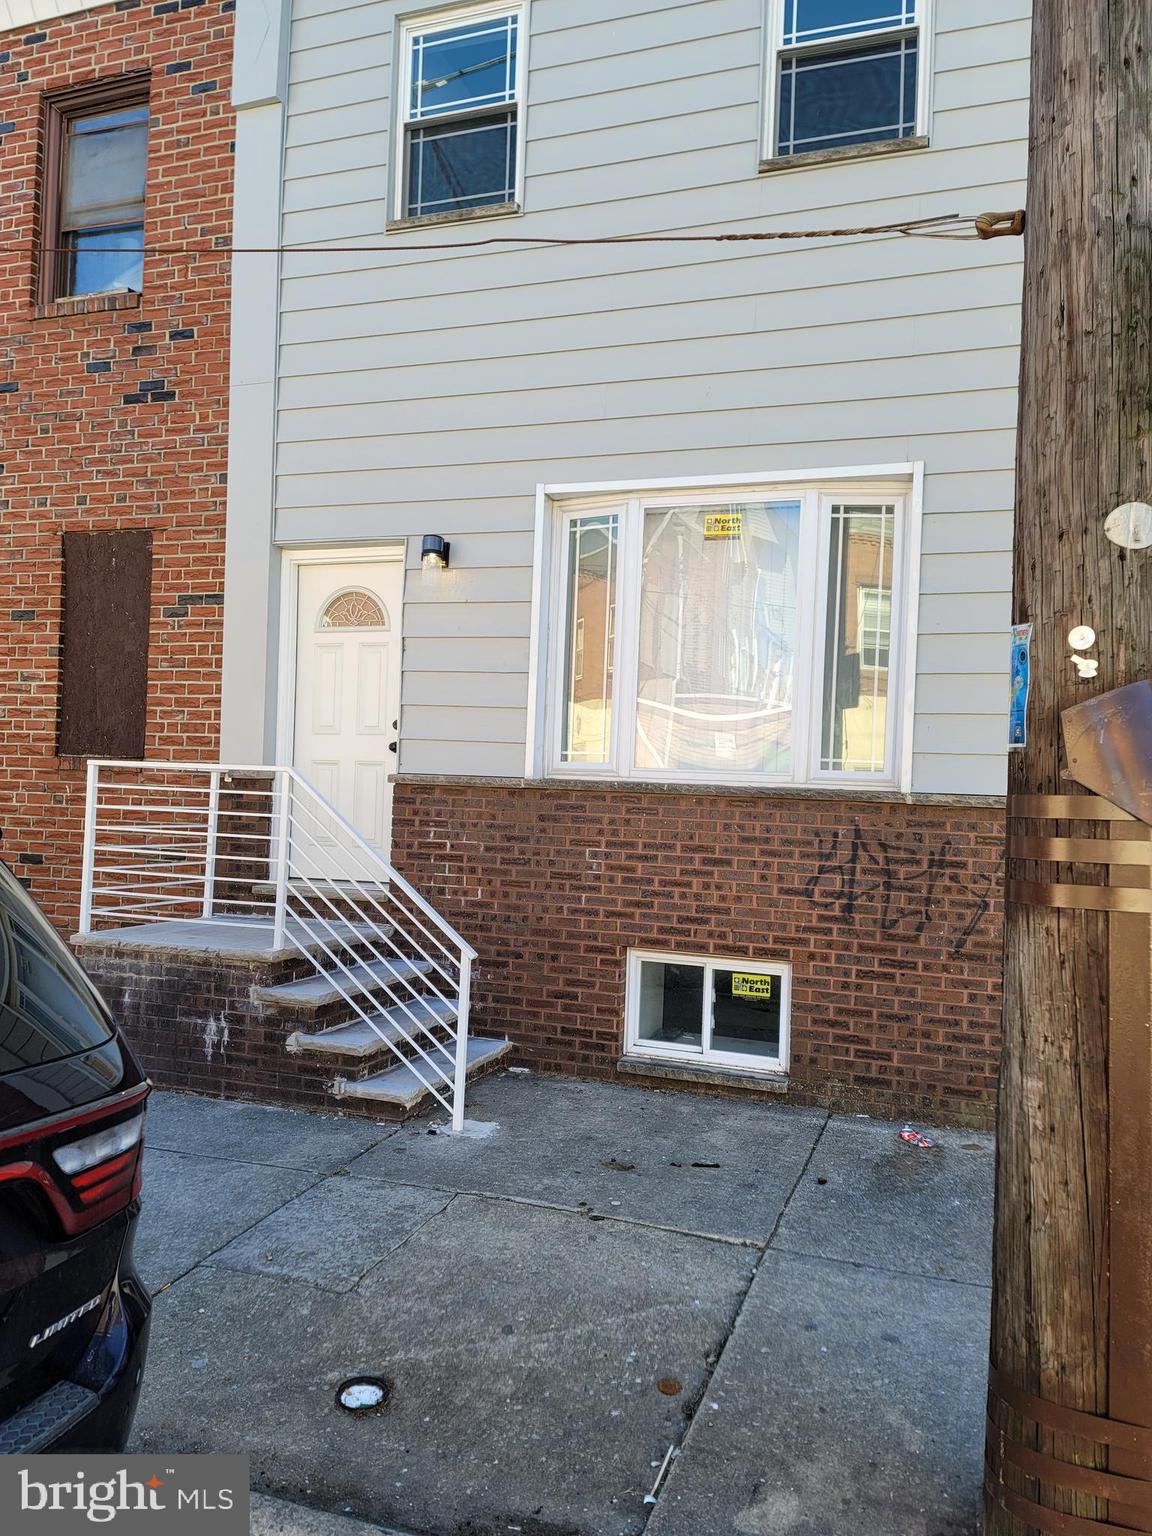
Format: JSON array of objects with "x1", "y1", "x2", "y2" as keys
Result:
[{"x1": 0, "y1": 1270, "x2": 151, "y2": 1455}]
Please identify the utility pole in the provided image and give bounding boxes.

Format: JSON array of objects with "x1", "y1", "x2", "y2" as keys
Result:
[{"x1": 984, "y1": 3, "x2": 1152, "y2": 1534}]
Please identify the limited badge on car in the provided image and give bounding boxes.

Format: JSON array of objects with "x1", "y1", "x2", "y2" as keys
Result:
[{"x1": 28, "y1": 1294, "x2": 104, "y2": 1350}]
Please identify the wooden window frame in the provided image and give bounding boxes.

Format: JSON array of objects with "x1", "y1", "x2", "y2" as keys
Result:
[{"x1": 38, "y1": 72, "x2": 151, "y2": 308}]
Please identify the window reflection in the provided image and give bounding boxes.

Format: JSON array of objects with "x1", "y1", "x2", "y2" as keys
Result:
[{"x1": 635, "y1": 502, "x2": 801, "y2": 776}]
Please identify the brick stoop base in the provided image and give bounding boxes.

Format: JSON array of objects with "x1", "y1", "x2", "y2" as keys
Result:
[
  {"x1": 72, "y1": 934, "x2": 500, "y2": 1123},
  {"x1": 391, "y1": 781, "x2": 1006, "y2": 1129}
]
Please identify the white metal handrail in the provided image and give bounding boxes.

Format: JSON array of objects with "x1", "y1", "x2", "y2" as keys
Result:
[{"x1": 78, "y1": 760, "x2": 476, "y2": 1131}]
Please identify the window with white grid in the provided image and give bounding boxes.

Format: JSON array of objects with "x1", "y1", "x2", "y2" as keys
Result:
[
  {"x1": 767, "y1": 0, "x2": 928, "y2": 161},
  {"x1": 396, "y1": 2, "x2": 525, "y2": 223}
]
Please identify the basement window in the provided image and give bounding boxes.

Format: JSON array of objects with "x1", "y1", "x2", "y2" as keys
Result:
[
  {"x1": 394, "y1": 2, "x2": 525, "y2": 224},
  {"x1": 41, "y1": 76, "x2": 150, "y2": 302},
  {"x1": 626, "y1": 951, "x2": 790, "y2": 1073}
]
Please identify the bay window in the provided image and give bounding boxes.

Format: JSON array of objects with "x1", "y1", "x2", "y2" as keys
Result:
[
  {"x1": 546, "y1": 480, "x2": 910, "y2": 787},
  {"x1": 765, "y1": 0, "x2": 928, "y2": 162}
]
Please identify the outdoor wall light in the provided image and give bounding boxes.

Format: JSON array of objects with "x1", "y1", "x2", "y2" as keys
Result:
[{"x1": 421, "y1": 533, "x2": 450, "y2": 571}]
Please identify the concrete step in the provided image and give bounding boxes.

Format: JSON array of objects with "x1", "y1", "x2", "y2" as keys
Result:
[
  {"x1": 335, "y1": 1037, "x2": 512, "y2": 1112},
  {"x1": 286, "y1": 995, "x2": 458, "y2": 1060},
  {"x1": 72, "y1": 915, "x2": 384, "y2": 967},
  {"x1": 255, "y1": 956, "x2": 436, "y2": 1014}
]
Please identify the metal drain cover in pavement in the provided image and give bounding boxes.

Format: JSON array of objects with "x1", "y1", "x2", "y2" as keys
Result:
[{"x1": 336, "y1": 1376, "x2": 392, "y2": 1415}]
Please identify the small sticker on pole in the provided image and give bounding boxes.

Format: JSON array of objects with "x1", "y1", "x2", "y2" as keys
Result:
[{"x1": 1009, "y1": 623, "x2": 1033, "y2": 750}]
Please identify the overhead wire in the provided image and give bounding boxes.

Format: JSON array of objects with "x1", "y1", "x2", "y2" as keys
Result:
[{"x1": 15, "y1": 210, "x2": 1023, "y2": 260}]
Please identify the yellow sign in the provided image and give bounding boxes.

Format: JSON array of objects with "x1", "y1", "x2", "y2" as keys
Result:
[
  {"x1": 732, "y1": 973, "x2": 772, "y2": 1000},
  {"x1": 703, "y1": 512, "x2": 743, "y2": 540}
]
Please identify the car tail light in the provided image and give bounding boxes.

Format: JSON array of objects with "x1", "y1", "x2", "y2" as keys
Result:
[
  {"x1": 0, "y1": 1084, "x2": 148, "y2": 1235},
  {"x1": 53, "y1": 1113, "x2": 145, "y2": 1206}
]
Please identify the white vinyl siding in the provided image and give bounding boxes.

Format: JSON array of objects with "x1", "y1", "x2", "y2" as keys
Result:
[{"x1": 269, "y1": 0, "x2": 1032, "y2": 797}]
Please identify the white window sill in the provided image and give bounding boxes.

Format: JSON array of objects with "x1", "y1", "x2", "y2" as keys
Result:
[
  {"x1": 386, "y1": 201, "x2": 521, "y2": 234},
  {"x1": 546, "y1": 769, "x2": 901, "y2": 794},
  {"x1": 760, "y1": 134, "x2": 929, "y2": 175}
]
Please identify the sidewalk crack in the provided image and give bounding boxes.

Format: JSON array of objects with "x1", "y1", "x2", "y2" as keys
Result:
[{"x1": 639, "y1": 1111, "x2": 833, "y2": 1525}]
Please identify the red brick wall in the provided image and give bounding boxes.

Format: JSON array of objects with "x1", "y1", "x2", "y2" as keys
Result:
[
  {"x1": 0, "y1": 0, "x2": 232, "y2": 930},
  {"x1": 392, "y1": 782, "x2": 1006, "y2": 1126}
]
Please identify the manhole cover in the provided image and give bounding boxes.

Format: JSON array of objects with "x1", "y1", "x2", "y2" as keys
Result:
[{"x1": 336, "y1": 1376, "x2": 392, "y2": 1415}]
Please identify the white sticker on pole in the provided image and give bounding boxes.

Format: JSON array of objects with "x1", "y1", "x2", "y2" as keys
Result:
[{"x1": 1104, "y1": 502, "x2": 1152, "y2": 551}]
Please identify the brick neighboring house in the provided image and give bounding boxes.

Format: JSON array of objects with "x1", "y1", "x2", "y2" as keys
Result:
[{"x1": 0, "y1": 0, "x2": 232, "y2": 931}]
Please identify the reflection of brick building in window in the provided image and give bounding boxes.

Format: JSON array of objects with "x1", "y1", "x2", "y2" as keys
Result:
[
  {"x1": 570, "y1": 584, "x2": 612, "y2": 702},
  {"x1": 565, "y1": 533, "x2": 615, "y2": 761},
  {"x1": 822, "y1": 508, "x2": 895, "y2": 775},
  {"x1": 636, "y1": 504, "x2": 799, "y2": 776}
]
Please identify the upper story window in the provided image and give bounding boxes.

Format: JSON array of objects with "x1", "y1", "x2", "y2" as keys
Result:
[
  {"x1": 42, "y1": 77, "x2": 150, "y2": 302},
  {"x1": 766, "y1": 0, "x2": 926, "y2": 162},
  {"x1": 542, "y1": 478, "x2": 913, "y2": 789},
  {"x1": 395, "y1": 2, "x2": 525, "y2": 224}
]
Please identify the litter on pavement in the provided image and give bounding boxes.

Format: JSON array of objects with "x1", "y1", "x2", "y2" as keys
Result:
[{"x1": 899, "y1": 1126, "x2": 935, "y2": 1150}]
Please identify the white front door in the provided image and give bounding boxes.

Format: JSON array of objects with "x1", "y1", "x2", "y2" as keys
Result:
[{"x1": 293, "y1": 559, "x2": 404, "y2": 856}]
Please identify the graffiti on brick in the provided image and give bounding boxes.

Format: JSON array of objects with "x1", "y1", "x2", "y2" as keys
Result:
[{"x1": 803, "y1": 823, "x2": 995, "y2": 954}]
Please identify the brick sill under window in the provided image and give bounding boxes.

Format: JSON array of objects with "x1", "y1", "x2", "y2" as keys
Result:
[
  {"x1": 33, "y1": 289, "x2": 142, "y2": 322},
  {"x1": 759, "y1": 134, "x2": 929, "y2": 176},
  {"x1": 392, "y1": 772, "x2": 1006, "y2": 810},
  {"x1": 386, "y1": 201, "x2": 521, "y2": 234},
  {"x1": 618, "y1": 1056, "x2": 790, "y2": 1095}
]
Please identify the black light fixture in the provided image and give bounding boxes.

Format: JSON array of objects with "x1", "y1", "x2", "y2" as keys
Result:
[{"x1": 421, "y1": 533, "x2": 450, "y2": 571}]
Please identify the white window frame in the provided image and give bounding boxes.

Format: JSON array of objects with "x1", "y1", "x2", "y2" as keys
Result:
[
  {"x1": 529, "y1": 468, "x2": 921, "y2": 793},
  {"x1": 392, "y1": 0, "x2": 528, "y2": 226},
  {"x1": 761, "y1": 0, "x2": 934, "y2": 164},
  {"x1": 626, "y1": 949, "x2": 792, "y2": 1075}
]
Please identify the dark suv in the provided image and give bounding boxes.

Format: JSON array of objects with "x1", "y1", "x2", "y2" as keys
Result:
[{"x1": 0, "y1": 859, "x2": 150, "y2": 1453}]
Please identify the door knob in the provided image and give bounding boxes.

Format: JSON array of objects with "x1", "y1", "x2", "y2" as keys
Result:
[{"x1": 388, "y1": 741, "x2": 398, "y2": 754}]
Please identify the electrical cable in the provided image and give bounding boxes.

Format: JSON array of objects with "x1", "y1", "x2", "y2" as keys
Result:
[{"x1": 16, "y1": 210, "x2": 1024, "y2": 260}]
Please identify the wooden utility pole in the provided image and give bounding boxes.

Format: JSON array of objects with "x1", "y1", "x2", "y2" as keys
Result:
[{"x1": 984, "y1": 2, "x2": 1152, "y2": 1533}]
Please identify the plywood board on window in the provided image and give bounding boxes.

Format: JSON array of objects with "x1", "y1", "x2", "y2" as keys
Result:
[{"x1": 59, "y1": 529, "x2": 152, "y2": 758}]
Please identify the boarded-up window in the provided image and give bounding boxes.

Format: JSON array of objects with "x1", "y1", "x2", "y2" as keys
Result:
[{"x1": 58, "y1": 530, "x2": 152, "y2": 757}]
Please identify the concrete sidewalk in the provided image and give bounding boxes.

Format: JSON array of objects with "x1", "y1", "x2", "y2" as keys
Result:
[{"x1": 130, "y1": 1073, "x2": 993, "y2": 1536}]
